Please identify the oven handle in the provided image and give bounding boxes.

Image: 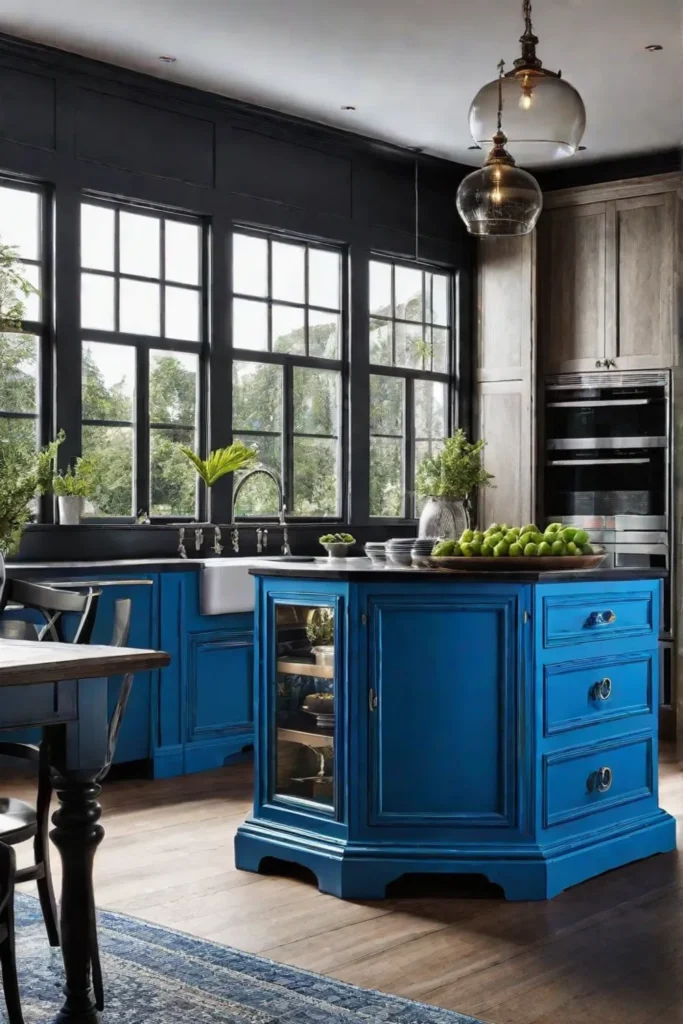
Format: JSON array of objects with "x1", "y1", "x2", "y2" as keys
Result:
[
  {"x1": 546, "y1": 399, "x2": 654, "y2": 408},
  {"x1": 547, "y1": 436, "x2": 666, "y2": 451},
  {"x1": 547, "y1": 458, "x2": 650, "y2": 466}
]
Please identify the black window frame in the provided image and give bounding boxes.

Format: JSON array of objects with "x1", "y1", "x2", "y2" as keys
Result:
[
  {"x1": 230, "y1": 226, "x2": 348, "y2": 523},
  {"x1": 78, "y1": 195, "x2": 210, "y2": 523},
  {"x1": 368, "y1": 253, "x2": 455, "y2": 522}
]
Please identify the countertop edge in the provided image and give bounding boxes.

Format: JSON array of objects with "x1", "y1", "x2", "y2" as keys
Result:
[{"x1": 248, "y1": 566, "x2": 669, "y2": 583}]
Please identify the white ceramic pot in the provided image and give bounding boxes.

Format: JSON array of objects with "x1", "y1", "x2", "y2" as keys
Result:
[
  {"x1": 58, "y1": 495, "x2": 84, "y2": 525},
  {"x1": 418, "y1": 496, "x2": 471, "y2": 540}
]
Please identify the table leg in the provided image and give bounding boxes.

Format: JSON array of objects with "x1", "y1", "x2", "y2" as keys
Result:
[{"x1": 49, "y1": 771, "x2": 104, "y2": 1024}]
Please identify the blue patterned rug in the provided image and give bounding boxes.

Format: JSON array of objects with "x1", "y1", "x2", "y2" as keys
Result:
[{"x1": 14, "y1": 894, "x2": 487, "y2": 1023}]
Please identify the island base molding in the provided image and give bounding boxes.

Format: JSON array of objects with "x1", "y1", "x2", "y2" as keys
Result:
[{"x1": 235, "y1": 811, "x2": 676, "y2": 901}]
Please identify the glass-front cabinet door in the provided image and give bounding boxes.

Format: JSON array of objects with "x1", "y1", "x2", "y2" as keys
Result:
[{"x1": 271, "y1": 600, "x2": 338, "y2": 814}]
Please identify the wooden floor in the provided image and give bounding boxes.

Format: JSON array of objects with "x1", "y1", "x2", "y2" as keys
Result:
[{"x1": 11, "y1": 748, "x2": 683, "y2": 1024}]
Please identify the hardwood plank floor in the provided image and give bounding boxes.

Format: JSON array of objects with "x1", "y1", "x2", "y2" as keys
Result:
[{"x1": 7, "y1": 747, "x2": 682, "y2": 1024}]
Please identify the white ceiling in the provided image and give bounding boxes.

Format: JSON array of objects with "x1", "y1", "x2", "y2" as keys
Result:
[{"x1": 0, "y1": 0, "x2": 681, "y2": 167}]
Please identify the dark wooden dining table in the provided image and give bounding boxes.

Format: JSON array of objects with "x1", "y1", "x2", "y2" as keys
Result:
[{"x1": 0, "y1": 638, "x2": 171, "y2": 1023}]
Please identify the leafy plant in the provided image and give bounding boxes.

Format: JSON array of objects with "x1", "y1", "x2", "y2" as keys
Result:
[
  {"x1": 0, "y1": 241, "x2": 37, "y2": 332},
  {"x1": 415, "y1": 429, "x2": 494, "y2": 501},
  {"x1": 178, "y1": 440, "x2": 258, "y2": 487},
  {"x1": 306, "y1": 608, "x2": 335, "y2": 647},
  {"x1": 0, "y1": 431, "x2": 64, "y2": 555},
  {"x1": 52, "y1": 456, "x2": 97, "y2": 498}
]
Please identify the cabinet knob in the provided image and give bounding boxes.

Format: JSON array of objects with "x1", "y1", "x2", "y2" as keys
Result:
[
  {"x1": 368, "y1": 688, "x2": 378, "y2": 711},
  {"x1": 595, "y1": 359, "x2": 604, "y2": 368},
  {"x1": 590, "y1": 677, "x2": 612, "y2": 701},
  {"x1": 585, "y1": 609, "x2": 616, "y2": 628},
  {"x1": 587, "y1": 766, "x2": 613, "y2": 793}
]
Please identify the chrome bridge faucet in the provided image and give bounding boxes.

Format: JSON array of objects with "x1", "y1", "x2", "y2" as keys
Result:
[{"x1": 231, "y1": 467, "x2": 290, "y2": 555}]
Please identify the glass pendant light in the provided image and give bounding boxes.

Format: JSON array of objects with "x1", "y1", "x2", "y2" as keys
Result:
[
  {"x1": 457, "y1": 62, "x2": 543, "y2": 237},
  {"x1": 468, "y1": 0, "x2": 586, "y2": 164}
]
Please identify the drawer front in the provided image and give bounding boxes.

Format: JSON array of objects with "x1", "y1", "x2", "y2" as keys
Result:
[
  {"x1": 544, "y1": 652, "x2": 654, "y2": 736},
  {"x1": 542, "y1": 589, "x2": 656, "y2": 650},
  {"x1": 543, "y1": 733, "x2": 654, "y2": 829}
]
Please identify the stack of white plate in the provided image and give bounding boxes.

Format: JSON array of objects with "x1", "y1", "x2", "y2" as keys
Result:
[
  {"x1": 364, "y1": 542, "x2": 387, "y2": 566},
  {"x1": 385, "y1": 538, "x2": 416, "y2": 567}
]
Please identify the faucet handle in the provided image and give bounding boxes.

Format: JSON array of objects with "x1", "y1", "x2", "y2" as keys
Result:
[
  {"x1": 279, "y1": 501, "x2": 287, "y2": 525},
  {"x1": 231, "y1": 528, "x2": 240, "y2": 554},
  {"x1": 256, "y1": 527, "x2": 263, "y2": 554}
]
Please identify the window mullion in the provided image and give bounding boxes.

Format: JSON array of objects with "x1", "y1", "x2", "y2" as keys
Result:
[
  {"x1": 283, "y1": 361, "x2": 294, "y2": 516},
  {"x1": 405, "y1": 375, "x2": 415, "y2": 519},
  {"x1": 136, "y1": 346, "x2": 150, "y2": 518}
]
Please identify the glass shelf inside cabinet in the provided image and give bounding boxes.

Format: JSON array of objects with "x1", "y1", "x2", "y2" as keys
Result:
[{"x1": 274, "y1": 603, "x2": 336, "y2": 810}]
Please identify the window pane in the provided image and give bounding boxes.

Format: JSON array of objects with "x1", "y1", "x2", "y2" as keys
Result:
[
  {"x1": 415, "y1": 380, "x2": 447, "y2": 440},
  {"x1": 151, "y1": 427, "x2": 196, "y2": 517},
  {"x1": 232, "y1": 361, "x2": 282, "y2": 432},
  {"x1": 233, "y1": 234, "x2": 267, "y2": 297},
  {"x1": 430, "y1": 273, "x2": 449, "y2": 326},
  {"x1": 370, "y1": 375, "x2": 404, "y2": 435},
  {"x1": 431, "y1": 326, "x2": 449, "y2": 374},
  {"x1": 308, "y1": 248, "x2": 340, "y2": 309},
  {"x1": 293, "y1": 368, "x2": 338, "y2": 435},
  {"x1": 370, "y1": 261, "x2": 392, "y2": 316},
  {"x1": 81, "y1": 204, "x2": 115, "y2": 271},
  {"x1": 370, "y1": 438, "x2": 403, "y2": 517},
  {"x1": 233, "y1": 298, "x2": 268, "y2": 351},
  {"x1": 119, "y1": 211, "x2": 160, "y2": 279},
  {"x1": 272, "y1": 303, "x2": 305, "y2": 354},
  {"x1": 293, "y1": 437, "x2": 338, "y2": 516},
  {"x1": 233, "y1": 434, "x2": 282, "y2": 516},
  {"x1": 0, "y1": 333, "x2": 38, "y2": 413},
  {"x1": 395, "y1": 266, "x2": 423, "y2": 322},
  {"x1": 308, "y1": 309, "x2": 340, "y2": 359},
  {"x1": 120, "y1": 278, "x2": 160, "y2": 335},
  {"x1": 395, "y1": 321, "x2": 427, "y2": 370},
  {"x1": 0, "y1": 186, "x2": 40, "y2": 261},
  {"x1": 165, "y1": 220, "x2": 200, "y2": 285},
  {"x1": 82, "y1": 341, "x2": 135, "y2": 421},
  {"x1": 272, "y1": 241, "x2": 304, "y2": 303},
  {"x1": 0, "y1": 414, "x2": 37, "y2": 452},
  {"x1": 369, "y1": 317, "x2": 392, "y2": 366},
  {"x1": 82, "y1": 425, "x2": 133, "y2": 516},
  {"x1": 81, "y1": 273, "x2": 115, "y2": 330},
  {"x1": 15, "y1": 263, "x2": 40, "y2": 323},
  {"x1": 165, "y1": 285, "x2": 200, "y2": 341},
  {"x1": 150, "y1": 350, "x2": 197, "y2": 426}
]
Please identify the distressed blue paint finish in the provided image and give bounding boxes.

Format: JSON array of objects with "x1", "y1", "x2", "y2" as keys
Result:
[{"x1": 235, "y1": 573, "x2": 676, "y2": 901}]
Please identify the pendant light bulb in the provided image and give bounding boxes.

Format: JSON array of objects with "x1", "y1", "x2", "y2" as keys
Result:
[
  {"x1": 468, "y1": 0, "x2": 586, "y2": 164},
  {"x1": 457, "y1": 60, "x2": 543, "y2": 237}
]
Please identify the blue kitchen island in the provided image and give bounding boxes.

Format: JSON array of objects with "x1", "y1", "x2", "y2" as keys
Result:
[{"x1": 234, "y1": 561, "x2": 675, "y2": 900}]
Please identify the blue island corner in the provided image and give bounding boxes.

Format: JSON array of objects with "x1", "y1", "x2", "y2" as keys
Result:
[{"x1": 234, "y1": 562, "x2": 676, "y2": 901}]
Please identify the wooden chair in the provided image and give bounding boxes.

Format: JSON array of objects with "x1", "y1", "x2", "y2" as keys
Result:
[
  {"x1": 0, "y1": 841, "x2": 24, "y2": 1024},
  {"x1": 0, "y1": 581, "x2": 102, "y2": 948}
]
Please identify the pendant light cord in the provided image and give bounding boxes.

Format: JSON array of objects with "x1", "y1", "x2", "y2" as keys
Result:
[
  {"x1": 523, "y1": 0, "x2": 533, "y2": 35},
  {"x1": 496, "y1": 59, "x2": 505, "y2": 131},
  {"x1": 413, "y1": 149, "x2": 421, "y2": 262}
]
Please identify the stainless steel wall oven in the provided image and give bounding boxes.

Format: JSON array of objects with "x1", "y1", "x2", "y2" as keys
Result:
[{"x1": 543, "y1": 370, "x2": 672, "y2": 704}]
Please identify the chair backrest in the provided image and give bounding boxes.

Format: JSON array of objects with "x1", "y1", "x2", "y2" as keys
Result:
[
  {"x1": 1, "y1": 579, "x2": 101, "y2": 644},
  {"x1": 101, "y1": 598, "x2": 134, "y2": 779}
]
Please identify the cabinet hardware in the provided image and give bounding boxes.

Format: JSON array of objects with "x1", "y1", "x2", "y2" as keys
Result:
[
  {"x1": 587, "y1": 766, "x2": 613, "y2": 793},
  {"x1": 595, "y1": 359, "x2": 604, "y2": 368},
  {"x1": 584, "y1": 609, "x2": 617, "y2": 628},
  {"x1": 361, "y1": 613, "x2": 368, "y2": 625},
  {"x1": 368, "y1": 688, "x2": 378, "y2": 711},
  {"x1": 590, "y1": 677, "x2": 612, "y2": 701},
  {"x1": 523, "y1": 610, "x2": 530, "y2": 624}
]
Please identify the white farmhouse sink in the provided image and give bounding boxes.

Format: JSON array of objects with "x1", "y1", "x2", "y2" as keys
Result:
[{"x1": 199, "y1": 556, "x2": 316, "y2": 615}]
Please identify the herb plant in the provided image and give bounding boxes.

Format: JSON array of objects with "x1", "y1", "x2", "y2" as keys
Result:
[{"x1": 415, "y1": 429, "x2": 494, "y2": 501}]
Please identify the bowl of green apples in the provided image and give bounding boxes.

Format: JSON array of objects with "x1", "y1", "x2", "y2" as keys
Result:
[{"x1": 428, "y1": 522, "x2": 604, "y2": 571}]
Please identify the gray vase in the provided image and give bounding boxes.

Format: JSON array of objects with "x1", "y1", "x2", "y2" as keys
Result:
[
  {"x1": 418, "y1": 496, "x2": 471, "y2": 540},
  {"x1": 58, "y1": 495, "x2": 84, "y2": 525}
]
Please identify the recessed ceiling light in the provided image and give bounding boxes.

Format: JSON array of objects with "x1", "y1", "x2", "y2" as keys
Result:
[
  {"x1": 340, "y1": 105, "x2": 356, "y2": 111},
  {"x1": 645, "y1": 44, "x2": 663, "y2": 51},
  {"x1": 158, "y1": 55, "x2": 177, "y2": 63}
]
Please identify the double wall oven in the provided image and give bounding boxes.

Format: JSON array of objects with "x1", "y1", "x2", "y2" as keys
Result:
[{"x1": 543, "y1": 371, "x2": 672, "y2": 703}]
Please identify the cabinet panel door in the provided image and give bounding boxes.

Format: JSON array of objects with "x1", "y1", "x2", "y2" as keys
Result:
[
  {"x1": 475, "y1": 379, "x2": 532, "y2": 529},
  {"x1": 368, "y1": 591, "x2": 519, "y2": 829},
  {"x1": 476, "y1": 234, "x2": 533, "y2": 381},
  {"x1": 539, "y1": 203, "x2": 609, "y2": 374},
  {"x1": 614, "y1": 193, "x2": 675, "y2": 369}
]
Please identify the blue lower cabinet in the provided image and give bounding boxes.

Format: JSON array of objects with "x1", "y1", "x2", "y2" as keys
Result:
[
  {"x1": 155, "y1": 571, "x2": 254, "y2": 778},
  {"x1": 235, "y1": 572, "x2": 676, "y2": 901}
]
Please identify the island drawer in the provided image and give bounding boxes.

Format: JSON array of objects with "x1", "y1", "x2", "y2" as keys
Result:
[
  {"x1": 540, "y1": 588, "x2": 657, "y2": 651},
  {"x1": 543, "y1": 652, "x2": 655, "y2": 736},
  {"x1": 543, "y1": 733, "x2": 654, "y2": 830}
]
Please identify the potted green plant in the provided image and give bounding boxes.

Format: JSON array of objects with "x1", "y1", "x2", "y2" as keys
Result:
[
  {"x1": 415, "y1": 429, "x2": 494, "y2": 539},
  {"x1": 306, "y1": 607, "x2": 335, "y2": 668},
  {"x1": 52, "y1": 455, "x2": 97, "y2": 525},
  {"x1": 0, "y1": 432, "x2": 63, "y2": 566},
  {"x1": 178, "y1": 440, "x2": 259, "y2": 518}
]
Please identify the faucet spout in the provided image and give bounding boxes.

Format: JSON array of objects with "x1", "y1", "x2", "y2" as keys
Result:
[{"x1": 231, "y1": 467, "x2": 291, "y2": 554}]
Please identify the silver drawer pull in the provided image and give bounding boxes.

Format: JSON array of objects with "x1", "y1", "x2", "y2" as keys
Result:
[
  {"x1": 585, "y1": 609, "x2": 617, "y2": 628},
  {"x1": 587, "y1": 766, "x2": 613, "y2": 794},
  {"x1": 590, "y1": 677, "x2": 612, "y2": 701}
]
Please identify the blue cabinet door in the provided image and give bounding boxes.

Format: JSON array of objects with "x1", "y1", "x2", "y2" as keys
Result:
[{"x1": 368, "y1": 587, "x2": 524, "y2": 832}]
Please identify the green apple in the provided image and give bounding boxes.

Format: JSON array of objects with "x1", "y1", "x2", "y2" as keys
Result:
[
  {"x1": 573, "y1": 529, "x2": 589, "y2": 546},
  {"x1": 582, "y1": 543, "x2": 594, "y2": 555},
  {"x1": 518, "y1": 532, "x2": 533, "y2": 548},
  {"x1": 522, "y1": 523, "x2": 539, "y2": 536},
  {"x1": 470, "y1": 540, "x2": 482, "y2": 555},
  {"x1": 493, "y1": 541, "x2": 509, "y2": 557},
  {"x1": 551, "y1": 539, "x2": 566, "y2": 556},
  {"x1": 538, "y1": 541, "x2": 552, "y2": 556},
  {"x1": 524, "y1": 542, "x2": 538, "y2": 557},
  {"x1": 566, "y1": 541, "x2": 579, "y2": 555},
  {"x1": 508, "y1": 542, "x2": 523, "y2": 557},
  {"x1": 545, "y1": 522, "x2": 562, "y2": 534},
  {"x1": 460, "y1": 542, "x2": 473, "y2": 557},
  {"x1": 488, "y1": 532, "x2": 504, "y2": 546},
  {"x1": 481, "y1": 542, "x2": 493, "y2": 556},
  {"x1": 460, "y1": 529, "x2": 474, "y2": 544},
  {"x1": 561, "y1": 527, "x2": 577, "y2": 543},
  {"x1": 432, "y1": 540, "x2": 455, "y2": 556}
]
